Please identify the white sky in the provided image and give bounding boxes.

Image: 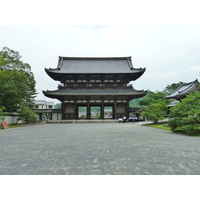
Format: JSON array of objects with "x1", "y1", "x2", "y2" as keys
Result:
[{"x1": 0, "y1": 1, "x2": 200, "y2": 105}]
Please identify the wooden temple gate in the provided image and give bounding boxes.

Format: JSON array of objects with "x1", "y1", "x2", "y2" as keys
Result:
[{"x1": 43, "y1": 57, "x2": 147, "y2": 120}]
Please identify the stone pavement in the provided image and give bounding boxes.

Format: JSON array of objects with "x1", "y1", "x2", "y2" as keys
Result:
[{"x1": 0, "y1": 122, "x2": 200, "y2": 175}]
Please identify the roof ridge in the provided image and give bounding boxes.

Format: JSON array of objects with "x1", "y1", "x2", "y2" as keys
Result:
[{"x1": 59, "y1": 56, "x2": 132, "y2": 59}]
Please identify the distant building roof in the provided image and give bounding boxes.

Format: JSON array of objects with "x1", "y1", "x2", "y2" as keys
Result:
[
  {"x1": 167, "y1": 100, "x2": 180, "y2": 107},
  {"x1": 35, "y1": 100, "x2": 54, "y2": 106},
  {"x1": 166, "y1": 79, "x2": 199, "y2": 100},
  {"x1": 45, "y1": 56, "x2": 146, "y2": 81},
  {"x1": 35, "y1": 100, "x2": 46, "y2": 105},
  {"x1": 46, "y1": 102, "x2": 54, "y2": 106}
]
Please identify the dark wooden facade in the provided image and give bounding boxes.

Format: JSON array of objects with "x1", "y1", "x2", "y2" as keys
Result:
[{"x1": 43, "y1": 57, "x2": 147, "y2": 119}]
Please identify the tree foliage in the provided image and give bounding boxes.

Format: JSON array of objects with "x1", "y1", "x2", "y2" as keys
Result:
[
  {"x1": 0, "y1": 47, "x2": 37, "y2": 112},
  {"x1": 168, "y1": 91, "x2": 200, "y2": 134},
  {"x1": 131, "y1": 82, "x2": 185, "y2": 108},
  {"x1": 129, "y1": 97, "x2": 145, "y2": 108},
  {"x1": 16, "y1": 102, "x2": 37, "y2": 124},
  {"x1": 162, "y1": 81, "x2": 184, "y2": 95},
  {"x1": 54, "y1": 103, "x2": 61, "y2": 109},
  {"x1": 0, "y1": 106, "x2": 5, "y2": 121},
  {"x1": 139, "y1": 91, "x2": 169, "y2": 107},
  {"x1": 140, "y1": 102, "x2": 168, "y2": 123}
]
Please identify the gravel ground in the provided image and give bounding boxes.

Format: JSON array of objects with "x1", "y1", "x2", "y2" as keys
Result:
[{"x1": 0, "y1": 122, "x2": 200, "y2": 175}]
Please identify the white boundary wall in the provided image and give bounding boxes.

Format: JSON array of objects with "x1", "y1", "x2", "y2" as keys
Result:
[{"x1": 1, "y1": 113, "x2": 23, "y2": 124}]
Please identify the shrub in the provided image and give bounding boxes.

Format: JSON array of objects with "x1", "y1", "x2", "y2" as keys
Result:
[
  {"x1": 168, "y1": 91, "x2": 200, "y2": 134},
  {"x1": 16, "y1": 103, "x2": 37, "y2": 124},
  {"x1": 0, "y1": 106, "x2": 6, "y2": 121},
  {"x1": 141, "y1": 102, "x2": 168, "y2": 123}
]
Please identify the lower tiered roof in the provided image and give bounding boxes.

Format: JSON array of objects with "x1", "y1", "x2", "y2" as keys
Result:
[{"x1": 43, "y1": 88, "x2": 147, "y2": 101}]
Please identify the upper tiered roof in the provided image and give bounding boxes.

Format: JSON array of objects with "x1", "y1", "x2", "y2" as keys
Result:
[
  {"x1": 45, "y1": 56, "x2": 146, "y2": 82},
  {"x1": 166, "y1": 79, "x2": 199, "y2": 100}
]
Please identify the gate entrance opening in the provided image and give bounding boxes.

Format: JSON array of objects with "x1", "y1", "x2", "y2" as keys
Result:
[
  {"x1": 78, "y1": 106, "x2": 87, "y2": 119},
  {"x1": 104, "y1": 106, "x2": 113, "y2": 119},
  {"x1": 90, "y1": 106, "x2": 101, "y2": 119}
]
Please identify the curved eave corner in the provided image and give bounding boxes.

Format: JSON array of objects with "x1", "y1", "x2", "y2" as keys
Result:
[
  {"x1": 131, "y1": 89, "x2": 148, "y2": 98},
  {"x1": 45, "y1": 68, "x2": 59, "y2": 73},
  {"x1": 128, "y1": 57, "x2": 146, "y2": 71},
  {"x1": 130, "y1": 68, "x2": 146, "y2": 81},
  {"x1": 132, "y1": 67, "x2": 146, "y2": 72},
  {"x1": 43, "y1": 90, "x2": 48, "y2": 96},
  {"x1": 45, "y1": 68, "x2": 61, "y2": 81},
  {"x1": 43, "y1": 90, "x2": 54, "y2": 98},
  {"x1": 138, "y1": 89, "x2": 148, "y2": 96}
]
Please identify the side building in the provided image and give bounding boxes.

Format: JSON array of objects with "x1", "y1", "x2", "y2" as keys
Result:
[
  {"x1": 43, "y1": 57, "x2": 147, "y2": 120},
  {"x1": 166, "y1": 79, "x2": 199, "y2": 107},
  {"x1": 34, "y1": 100, "x2": 62, "y2": 121},
  {"x1": 34, "y1": 100, "x2": 54, "y2": 109}
]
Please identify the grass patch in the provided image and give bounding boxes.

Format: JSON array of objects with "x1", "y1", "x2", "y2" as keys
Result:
[
  {"x1": 144, "y1": 123, "x2": 171, "y2": 131},
  {"x1": 0, "y1": 124, "x2": 22, "y2": 130},
  {"x1": 145, "y1": 123, "x2": 200, "y2": 136}
]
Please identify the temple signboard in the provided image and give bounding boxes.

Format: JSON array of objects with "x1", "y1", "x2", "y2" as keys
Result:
[{"x1": 1, "y1": 121, "x2": 9, "y2": 129}]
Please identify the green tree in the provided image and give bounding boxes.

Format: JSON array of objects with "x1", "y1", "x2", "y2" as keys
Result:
[
  {"x1": 129, "y1": 97, "x2": 145, "y2": 108},
  {"x1": 0, "y1": 106, "x2": 5, "y2": 121},
  {"x1": 139, "y1": 91, "x2": 169, "y2": 107},
  {"x1": 137, "y1": 82, "x2": 185, "y2": 108},
  {"x1": 196, "y1": 82, "x2": 200, "y2": 91},
  {"x1": 54, "y1": 103, "x2": 61, "y2": 109},
  {"x1": 140, "y1": 102, "x2": 168, "y2": 123},
  {"x1": 16, "y1": 103, "x2": 37, "y2": 124},
  {"x1": 163, "y1": 82, "x2": 184, "y2": 95},
  {"x1": 168, "y1": 91, "x2": 200, "y2": 134},
  {"x1": 0, "y1": 47, "x2": 37, "y2": 112}
]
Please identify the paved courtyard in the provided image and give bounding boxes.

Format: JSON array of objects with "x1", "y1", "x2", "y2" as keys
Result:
[{"x1": 0, "y1": 122, "x2": 200, "y2": 175}]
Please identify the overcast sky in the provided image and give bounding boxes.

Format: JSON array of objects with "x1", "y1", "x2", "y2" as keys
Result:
[
  {"x1": 1, "y1": 0, "x2": 200, "y2": 104},
  {"x1": 0, "y1": 25, "x2": 200, "y2": 104}
]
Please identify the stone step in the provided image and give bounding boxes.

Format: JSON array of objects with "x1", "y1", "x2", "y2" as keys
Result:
[{"x1": 46, "y1": 119, "x2": 118, "y2": 123}]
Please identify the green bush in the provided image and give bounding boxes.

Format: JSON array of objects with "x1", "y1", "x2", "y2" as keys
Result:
[
  {"x1": 141, "y1": 102, "x2": 168, "y2": 123},
  {"x1": 16, "y1": 103, "x2": 37, "y2": 124},
  {"x1": 0, "y1": 106, "x2": 6, "y2": 121},
  {"x1": 168, "y1": 91, "x2": 200, "y2": 134},
  {"x1": 80, "y1": 115, "x2": 86, "y2": 119}
]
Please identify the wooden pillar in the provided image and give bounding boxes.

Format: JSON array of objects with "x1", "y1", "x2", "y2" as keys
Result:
[
  {"x1": 87, "y1": 98, "x2": 90, "y2": 119},
  {"x1": 101, "y1": 103, "x2": 104, "y2": 119},
  {"x1": 114, "y1": 100, "x2": 117, "y2": 119},
  {"x1": 62, "y1": 101, "x2": 65, "y2": 119},
  {"x1": 126, "y1": 99, "x2": 129, "y2": 119},
  {"x1": 101, "y1": 97, "x2": 104, "y2": 119},
  {"x1": 74, "y1": 99, "x2": 78, "y2": 119}
]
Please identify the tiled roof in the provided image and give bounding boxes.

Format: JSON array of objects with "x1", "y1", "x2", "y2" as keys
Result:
[
  {"x1": 34, "y1": 100, "x2": 46, "y2": 105},
  {"x1": 45, "y1": 56, "x2": 145, "y2": 74},
  {"x1": 166, "y1": 79, "x2": 199, "y2": 99},
  {"x1": 167, "y1": 100, "x2": 180, "y2": 107},
  {"x1": 43, "y1": 88, "x2": 147, "y2": 98},
  {"x1": 34, "y1": 100, "x2": 54, "y2": 105}
]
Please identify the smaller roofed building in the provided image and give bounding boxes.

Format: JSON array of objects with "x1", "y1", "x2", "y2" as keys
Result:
[
  {"x1": 34, "y1": 100, "x2": 62, "y2": 121},
  {"x1": 166, "y1": 79, "x2": 199, "y2": 106}
]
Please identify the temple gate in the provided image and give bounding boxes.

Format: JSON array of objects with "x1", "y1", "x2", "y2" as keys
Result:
[{"x1": 43, "y1": 57, "x2": 147, "y2": 120}]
